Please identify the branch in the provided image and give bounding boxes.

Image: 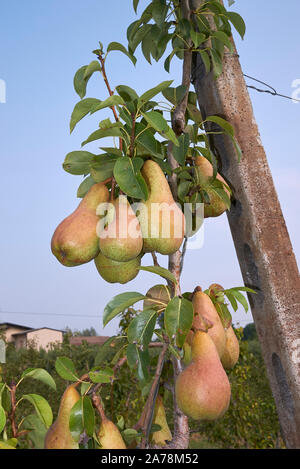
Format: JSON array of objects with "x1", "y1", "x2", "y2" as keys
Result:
[
  {"x1": 91, "y1": 393, "x2": 106, "y2": 421},
  {"x1": 110, "y1": 357, "x2": 127, "y2": 415},
  {"x1": 135, "y1": 342, "x2": 169, "y2": 448},
  {"x1": 172, "y1": 0, "x2": 193, "y2": 136},
  {"x1": 8, "y1": 382, "x2": 18, "y2": 439}
]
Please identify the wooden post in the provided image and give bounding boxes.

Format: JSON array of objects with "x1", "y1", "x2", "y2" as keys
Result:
[{"x1": 190, "y1": 1, "x2": 300, "y2": 449}]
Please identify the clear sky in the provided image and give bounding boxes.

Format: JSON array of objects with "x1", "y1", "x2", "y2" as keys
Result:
[{"x1": 0, "y1": 0, "x2": 299, "y2": 336}]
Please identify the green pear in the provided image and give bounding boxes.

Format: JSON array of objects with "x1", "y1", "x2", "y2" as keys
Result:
[
  {"x1": 44, "y1": 384, "x2": 80, "y2": 449},
  {"x1": 51, "y1": 183, "x2": 109, "y2": 266},
  {"x1": 150, "y1": 395, "x2": 172, "y2": 446},
  {"x1": 175, "y1": 330, "x2": 231, "y2": 421},
  {"x1": 94, "y1": 252, "x2": 141, "y2": 284},
  {"x1": 221, "y1": 326, "x2": 240, "y2": 370},
  {"x1": 137, "y1": 160, "x2": 185, "y2": 254},
  {"x1": 98, "y1": 417, "x2": 126, "y2": 449},
  {"x1": 192, "y1": 288, "x2": 226, "y2": 358},
  {"x1": 195, "y1": 156, "x2": 230, "y2": 218},
  {"x1": 0, "y1": 441, "x2": 16, "y2": 449},
  {"x1": 99, "y1": 195, "x2": 143, "y2": 262},
  {"x1": 143, "y1": 284, "x2": 171, "y2": 311}
]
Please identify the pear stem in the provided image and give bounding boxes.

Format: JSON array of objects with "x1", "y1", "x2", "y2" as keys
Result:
[{"x1": 91, "y1": 393, "x2": 107, "y2": 421}]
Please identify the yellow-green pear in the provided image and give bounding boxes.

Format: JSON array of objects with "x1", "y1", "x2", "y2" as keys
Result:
[
  {"x1": 99, "y1": 195, "x2": 143, "y2": 262},
  {"x1": 195, "y1": 156, "x2": 230, "y2": 218},
  {"x1": 143, "y1": 284, "x2": 171, "y2": 311},
  {"x1": 44, "y1": 384, "x2": 80, "y2": 449},
  {"x1": 94, "y1": 252, "x2": 141, "y2": 284},
  {"x1": 137, "y1": 160, "x2": 185, "y2": 254},
  {"x1": 98, "y1": 417, "x2": 126, "y2": 449},
  {"x1": 175, "y1": 331, "x2": 231, "y2": 421},
  {"x1": 150, "y1": 395, "x2": 172, "y2": 446},
  {"x1": 51, "y1": 183, "x2": 109, "y2": 266},
  {"x1": 0, "y1": 441, "x2": 16, "y2": 449},
  {"x1": 221, "y1": 326, "x2": 240, "y2": 370},
  {"x1": 192, "y1": 288, "x2": 226, "y2": 358}
]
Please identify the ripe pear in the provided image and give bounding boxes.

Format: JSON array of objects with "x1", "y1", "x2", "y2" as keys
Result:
[
  {"x1": 137, "y1": 160, "x2": 185, "y2": 254},
  {"x1": 99, "y1": 195, "x2": 143, "y2": 262},
  {"x1": 150, "y1": 395, "x2": 172, "y2": 446},
  {"x1": 192, "y1": 288, "x2": 226, "y2": 358},
  {"x1": 0, "y1": 441, "x2": 15, "y2": 449},
  {"x1": 175, "y1": 330, "x2": 231, "y2": 421},
  {"x1": 98, "y1": 417, "x2": 126, "y2": 449},
  {"x1": 195, "y1": 156, "x2": 230, "y2": 218},
  {"x1": 221, "y1": 326, "x2": 240, "y2": 370},
  {"x1": 94, "y1": 251, "x2": 141, "y2": 284},
  {"x1": 143, "y1": 284, "x2": 171, "y2": 311},
  {"x1": 51, "y1": 183, "x2": 109, "y2": 266},
  {"x1": 44, "y1": 384, "x2": 80, "y2": 449}
]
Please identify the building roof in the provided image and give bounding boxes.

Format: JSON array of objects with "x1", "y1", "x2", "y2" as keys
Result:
[
  {"x1": 69, "y1": 336, "x2": 110, "y2": 346},
  {"x1": 0, "y1": 322, "x2": 34, "y2": 330},
  {"x1": 11, "y1": 327, "x2": 65, "y2": 337}
]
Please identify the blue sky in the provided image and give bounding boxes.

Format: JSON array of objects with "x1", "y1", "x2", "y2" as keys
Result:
[{"x1": 0, "y1": 0, "x2": 299, "y2": 336}]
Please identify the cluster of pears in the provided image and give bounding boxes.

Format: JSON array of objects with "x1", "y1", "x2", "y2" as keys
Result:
[
  {"x1": 44, "y1": 384, "x2": 126, "y2": 449},
  {"x1": 51, "y1": 159, "x2": 185, "y2": 284},
  {"x1": 188, "y1": 155, "x2": 230, "y2": 219},
  {"x1": 175, "y1": 285, "x2": 240, "y2": 421}
]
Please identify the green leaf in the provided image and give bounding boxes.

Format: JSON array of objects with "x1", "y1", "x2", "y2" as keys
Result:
[
  {"x1": 224, "y1": 292, "x2": 238, "y2": 312},
  {"x1": 126, "y1": 344, "x2": 149, "y2": 383},
  {"x1": 83, "y1": 60, "x2": 101, "y2": 80},
  {"x1": 199, "y1": 49, "x2": 211, "y2": 73},
  {"x1": 225, "y1": 11, "x2": 246, "y2": 39},
  {"x1": 63, "y1": 151, "x2": 95, "y2": 175},
  {"x1": 103, "y1": 292, "x2": 146, "y2": 327},
  {"x1": 162, "y1": 85, "x2": 187, "y2": 106},
  {"x1": 212, "y1": 31, "x2": 234, "y2": 52},
  {"x1": 129, "y1": 24, "x2": 152, "y2": 54},
  {"x1": 107, "y1": 42, "x2": 137, "y2": 66},
  {"x1": 90, "y1": 95, "x2": 124, "y2": 114},
  {"x1": 0, "y1": 405, "x2": 6, "y2": 433},
  {"x1": 69, "y1": 396, "x2": 95, "y2": 441},
  {"x1": 133, "y1": 0, "x2": 140, "y2": 13},
  {"x1": 122, "y1": 428, "x2": 140, "y2": 445},
  {"x1": 210, "y1": 48, "x2": 223, "y2": 78},
  {"x1": 190, "y1": 30, "x2": 207, "y2": 48},
  {"x1": 77, "y1": 176, "x2": 95, "y2": 198},
  {"x1": 164, "y1": 48, "x2": 179, "y2": 73},
  {"x1": 90, "y1": 154, "x2": 118, "y2": 182},
  {"x1": 113, "y1": 156, "x2": 148, "y2": 199},
  {"x1": 172, "y1": 132, "x2": 189, "y2": 166},
  {"x1": 0, "y1": 385, "x2": 11, "y2": 412},
  {"x1": 82, "y1": 124, "x2": 124, "y2": 147},
  {"x1": 22, "y1": 394, "x2": 53, "y2": 428},
  {"x1": 205, "y1": 115, "x2": 234, "y2": 136},
  {"x1": 116, "y1": 85, "x2": 139, "y2": 105},
  {"x1": 21, "y1": 368, "x2": 56, "y2": 390},
  {"x1": 178, "y1": 180, "x2": 191, "y2": 202},
  {"x1": 152, "y1": 0, "x2": 168, "y2": 27},
  {"x1": 139, "y1": 266, "x2": 177, "y2": 285},
  {"x1": 136, "y1": 129, "x2": 164, "y2": 159},
  {"x1": 141, "y1": 111, "x2": 178, "y2": 146},
  {"x1": 73, "y1": 66, "x2": 88, "y2": 99},
  {"x1": 138, "y1": 80, "x2": 173, "y2": 109},
  {"x1": 89, "y1": 367, "x2": 114, "y2": 384},
  {"x1": 187, "y1": 103, "x2": 203, "y2": 124},
  {"x1": 70, "y1": 98, "x2": 101, "y2": 133},
  {"x1": 226, "y1": 289, "x2": 249, "y2": 312},
  {"x1": 127, "y1": 309, "x2": 157, "y2": 346},
  {"x1": 164, "y1": 297, "x2": 194, "y2": 346},
  {"x1": 55, "y1": 357, "x2": 79, "y2": 381},
  {"x1": 22, "y1": 414, "x2": 47, "y2": 449}
]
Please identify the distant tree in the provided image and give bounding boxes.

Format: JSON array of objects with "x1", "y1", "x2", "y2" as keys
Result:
[{"x1": 243, "y1": 323, "x2": 257, "y2": 341}]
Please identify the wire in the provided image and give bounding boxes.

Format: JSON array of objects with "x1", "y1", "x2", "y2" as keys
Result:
[
  {"x1": 244, "y1": 74, "x2": 300, "y2": 103},
  {"x1": 0, "y1": 311, "x2": 100, "y2": 318}
]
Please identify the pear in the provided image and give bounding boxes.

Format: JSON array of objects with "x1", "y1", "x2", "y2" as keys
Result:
[
  {"x1": 150, "y1": 395, "x2": 172, "y2": 446},
  {"x1": 98, "y1": 417, "x2": 126, "y2": 449},
  {"x1": 44, "y1": 384, "x2": 80, "y2": 449},
  {"x1": 195, "y1": 156, "x2": 230, "y2": 218},
  {"x1": 175, "y1": 330, "x2": 231, "y2": 420},
  {"x1": 51, "y1": 183, "x2": 109, "y2": 266},
  {"x1": 143, "y1": 284, "x2": 171, "y2": 311},
  {"x1": 221, "y1": 326, "x2": 240, "y2": 370},
  {"x1": 137, "y1": 160, "x2": 185, "y2": 254},
  {"x1": 192, "y1": 288, "x2": 226, "y2": 358},
  {"x1": 94, "y1": 252, "x2": 141, "y2": 284},
  {"x1": 99, "y1": 195, "x2": 143, "y2": 262},
  {"x1": 0, "y1": 441, "x2": 16, "y2": 449}
]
